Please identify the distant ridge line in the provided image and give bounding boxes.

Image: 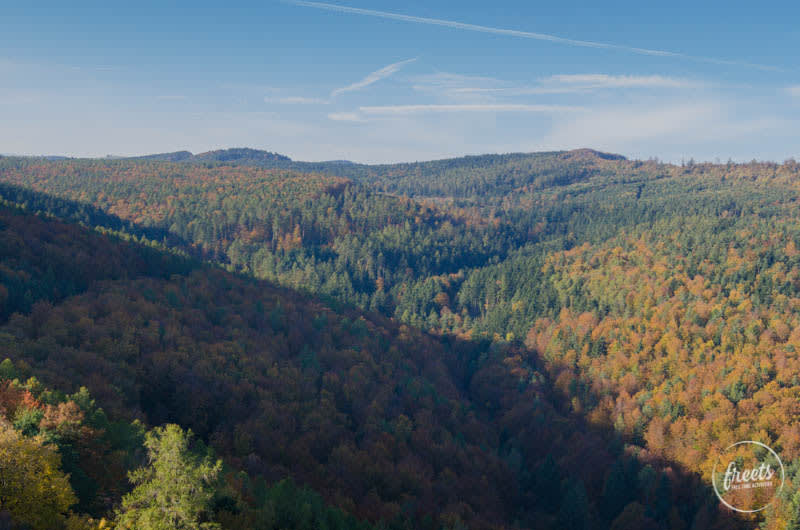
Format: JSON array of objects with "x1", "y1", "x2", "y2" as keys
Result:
[{"x1": 123, "y1": 146, "x2": 626, "y2": 166}]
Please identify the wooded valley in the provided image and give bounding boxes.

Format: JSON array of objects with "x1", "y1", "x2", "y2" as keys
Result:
[{"x1": 1, "y1": 148, "x2": 798, "y2": 529}]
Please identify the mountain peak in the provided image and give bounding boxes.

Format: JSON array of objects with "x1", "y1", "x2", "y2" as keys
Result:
[
  {"x1": 563, "y1": 148, "x2": 626, "y2": 161},
  {"x1": 193, "y1": 148, "x2": 292, "y2": 163}
]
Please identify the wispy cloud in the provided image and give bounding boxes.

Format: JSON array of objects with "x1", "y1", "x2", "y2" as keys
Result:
[
  {"x1": 360, "y1": 103, "x2": 585, "y2": 115},
  {"x1": 411, "y1": 72, "x2": 504, "y2": 97},
  {"x1": 328, "y1": 111, "x2": 366, "y2": 122},
  {"x1": 543, "y1": 74, "x2": 699, "y2": 89},
  {"x1": 786, "y1": 86, "x2": 800, "y2": 97},
  {"x1": 412, "y1": 72, "x2": 502, "y2": 90},
  {"x1": 412, "y1": 72, "x2": 699, "y2": 100},
  {"x1": 331, "y1": 58, "x2": 417, "y2": 98},
  {"x1": 288, "y1": 0, "x2": 778, "y2": 71},
  {"x1": 265, "y1": 95, "x2": 330, "y2": 104}
]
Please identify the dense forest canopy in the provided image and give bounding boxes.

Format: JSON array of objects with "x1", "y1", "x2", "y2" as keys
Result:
[{"x1": 2, "y1": 149, "x2": 800, "y2": 528}]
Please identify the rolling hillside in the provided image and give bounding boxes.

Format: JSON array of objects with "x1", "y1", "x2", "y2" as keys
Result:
[
  {"x1": 0, "y1": 178, "x2": 735, "y2": 528},
  {"x1": 4, "y1": 150, "x2": 799, "y2": 528}
]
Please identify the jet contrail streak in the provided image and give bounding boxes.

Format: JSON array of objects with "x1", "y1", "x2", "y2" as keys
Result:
[{"x1": 287, "y1": 0, "x2": 779, "y2": 72}]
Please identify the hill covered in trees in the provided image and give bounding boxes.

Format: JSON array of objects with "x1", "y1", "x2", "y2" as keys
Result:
[
  {"x1": 128, "y1": 148, "x2": 291, "y2": 164},
  {"x1": 124, "y1": 147, "x2": 626, "y2": 198},
  {"x1": 3, "y1": 149, "x2": 800, "y2": 528},
  {"x1": 0, "y1": 195, "x2": 736, "y2": 528}
]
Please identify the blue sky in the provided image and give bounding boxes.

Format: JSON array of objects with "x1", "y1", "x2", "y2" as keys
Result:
[{"x1": 2, "y1": 0, "x2": 799, "y2": 163}]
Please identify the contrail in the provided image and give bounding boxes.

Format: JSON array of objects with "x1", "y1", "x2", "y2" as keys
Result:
[
  {"x1": 331, "y1": 58, "x2": 416, "y2": 97},
  {"x1": 287, "y1": 0, "x2": 779, "y2": 72}
]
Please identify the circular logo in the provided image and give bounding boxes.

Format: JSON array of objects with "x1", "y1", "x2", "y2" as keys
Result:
[{"x1": 712, "y1": 440, "x2": 785, "y2": 513}]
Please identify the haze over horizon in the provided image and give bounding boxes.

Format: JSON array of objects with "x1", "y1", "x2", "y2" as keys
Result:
[
  {"x1": 3, "y1": 146, "x2": 795, "y2": 167},
  {"x1": 2, "y1": 146, "x2": 788, "y2": 168},
  {"x1": 3, "y1": 0, "x2": 799, "y2": 163}
]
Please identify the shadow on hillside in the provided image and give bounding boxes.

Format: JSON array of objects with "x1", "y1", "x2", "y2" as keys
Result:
[
  {"x1": 428, "y1": 331, "x2": 749, "y2": 530},
  {"x1": 0, "y1": 183, "x2": 750, "y2": 529},
  {"x1": 0, "y1": 181, "x2": 200, "y2": 257}
]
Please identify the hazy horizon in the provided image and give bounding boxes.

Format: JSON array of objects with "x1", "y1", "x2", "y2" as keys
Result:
[{"x1": 2, "y1": 145, "x2": 797, "y2": 167}]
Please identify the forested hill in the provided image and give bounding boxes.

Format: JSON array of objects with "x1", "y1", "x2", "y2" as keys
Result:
[
  {"x1": 4, "y1": 151, "x2": 800, "y2": 528},
  {"x1": 122, "y1": 147, "x2": 626, "y2": 198},
  {"x1": 0, "y1": 192, "x2": 733, "y2": 529},
  {"x1": 131, "y1": 148, "x2": 291, "y2": 164}
]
